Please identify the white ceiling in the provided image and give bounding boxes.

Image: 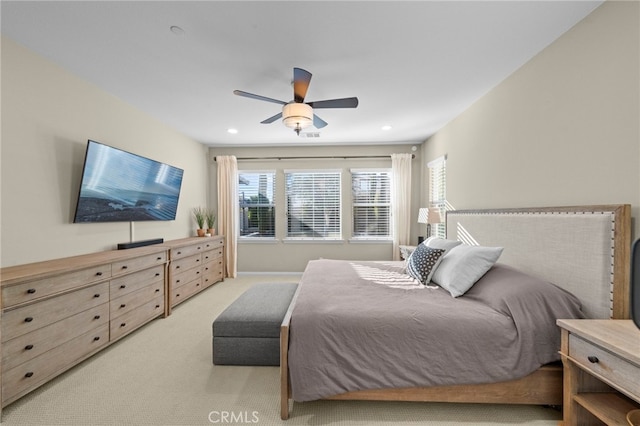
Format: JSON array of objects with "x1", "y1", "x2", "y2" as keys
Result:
[{"x1": 1, "y1": 1, "x2": 603, "y2": 147}]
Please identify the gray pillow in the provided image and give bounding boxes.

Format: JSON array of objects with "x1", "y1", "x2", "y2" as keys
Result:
[
  {"x1": 423, "y1": 236, "x2": 462, "y2": 252},
  {"x1": 431, "y1": 244, "x2": 504, "y2": 297},
  {"x1": 406, "y1": 244, "x2": 446, "y2": 285}
]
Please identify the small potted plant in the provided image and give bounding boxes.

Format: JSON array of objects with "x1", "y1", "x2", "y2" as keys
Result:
[
  {"x1": 205, "y1": 209, "x2": 216, "y2": 236},
  {"x1": 193, "y1": 207, "x2": 206, "y2": 237}
]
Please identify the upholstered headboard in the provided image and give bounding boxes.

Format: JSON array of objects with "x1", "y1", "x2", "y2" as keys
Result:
[{"x1": 446, "y1": 205, "x2": 631, "y2": 319}]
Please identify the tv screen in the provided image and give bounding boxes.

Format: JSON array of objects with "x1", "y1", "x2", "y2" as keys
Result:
[{"x1": 73, "y1": 140, "x2": 184, "y2": 222}]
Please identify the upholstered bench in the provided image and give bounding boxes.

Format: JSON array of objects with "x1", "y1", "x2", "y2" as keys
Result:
[{"x1": 212, "y1": 282, "x2": 298, "y2": 366}]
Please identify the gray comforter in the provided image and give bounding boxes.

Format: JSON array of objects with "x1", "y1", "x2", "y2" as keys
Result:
[{"x1": 288, "y1": 259, "x2": 584, "y2": 402}]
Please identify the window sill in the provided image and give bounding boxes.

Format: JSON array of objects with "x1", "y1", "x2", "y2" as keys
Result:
[
  {"x1": 283, "y1": 238, "x2": 345, "y2": 244},
  {"x1": 348, "y1": 239, "x2": 393, "y2": 244}
]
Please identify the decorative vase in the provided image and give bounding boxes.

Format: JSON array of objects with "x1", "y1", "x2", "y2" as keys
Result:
[
  {"x1": 196, "y1": 229, "x2": 206, "y2": 237},
  {"x1": 207, "y1": 228, "x2": 216, "y2": 236}
]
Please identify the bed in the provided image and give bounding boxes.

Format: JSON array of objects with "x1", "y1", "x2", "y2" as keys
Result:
[{"x1": 280, "y1": 204, "x2": 631, "y2": 419}]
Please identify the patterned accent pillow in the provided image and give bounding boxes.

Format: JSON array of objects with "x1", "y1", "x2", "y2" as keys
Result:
[{"x1": 406, "y1": 244, "x2": 446, "y2": 285}]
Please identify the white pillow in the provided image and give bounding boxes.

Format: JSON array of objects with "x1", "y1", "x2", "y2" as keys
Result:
[
  {"x1": 431, "y1": 244, "x2": 504, "y2": 297},
  {"x1": 423, "y1": 236, "x2": 462, "y2": 252}
]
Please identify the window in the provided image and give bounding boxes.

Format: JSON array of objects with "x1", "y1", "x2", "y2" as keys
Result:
[
  {"x1": 351, "y1": 169, "x2": 391, "y2": 239},
  {"x1": 285, "y1": 171, "x2": 341, "y2": 239},
  {"x1": 428, "y1": 156, "x2": 447, "y2": 238},
  {"x1": 238, "y1": 171, "x2": 275, "y2": 238}
]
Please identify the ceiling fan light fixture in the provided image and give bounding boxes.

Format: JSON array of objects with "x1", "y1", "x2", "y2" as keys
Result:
[{"x1": 282, "y1": 103, "x2": 313, "y2": 135}]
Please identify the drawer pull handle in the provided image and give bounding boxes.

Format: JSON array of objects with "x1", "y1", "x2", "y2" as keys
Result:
[
  {"x1": 120, "y1": 323, "x2": 126, "y2": 328},
  {"x1": 196, "y1": 259, "x2": 200, "y2": 262},
  {"x1": 176, "y1": 293, "x2": 180, "y2": 297},
  {"x1": 96, "y1": 272, "x2": 103, "y2": 276},
  {"x1": 25, "y1": 372, "x2": 34, "y2": 378},
  {"x1": 25, "y1": 344, "x2": 34, "y2": 350},
  {"x1": 93, "y1": 336, "x2": 100, "y2": 341},
  {"x1": 94, "y1": 315, "x2": 101, "y2": 320},
  {"x1": 155, "y1": 304, "x2": 160, "y2": 308},
  {"x1": 176, "y1": 279, "x2": 181, "y2": 283},
  {"x1": 120, "y1": 285, "x2": 126, "y2": 289},
  {"x1": 121, "y1": 265, "x2": 128, "y2": 270},
  {"x1": 94, "y1": 294, "x2": 101, "y2": 298},
  {"x1": 27, "y1": 288, "x2": 36, "y2": 294},
  {"x1": 157, "y1": 257, "x2": 162, "y2": 260},
  {"x1": 177, "y1": 251, "x2": 182, "y2": 255},
  {"x1": 24, "y1": 317, "x2": 33, "y2": 323},
  {"x1": 155, "y1": 289, "x2": 160, "y2": 293},
  {"x1": 120, "y1": 304, "x2": 126, "y2": 308},
  {"x1": 176, "y1": 266, "x2": 180, "y2": 269},
  {"x1": 587, "y1": 356, "x2": 599, "y2": 364},
  {"x1": 155, "y1": 273, "x2": 160, "y2": 277}
]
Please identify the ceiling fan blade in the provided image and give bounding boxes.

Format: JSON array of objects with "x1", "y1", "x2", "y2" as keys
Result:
[
  {"x1": 261, "y1": 112, "x2": 282, "y2": 124},
  {"x1": 307, "y1": 97, "x2": 359, "y2": 109},
  {"x1": 293, "y1": 68, "x2": 312, "y2": 103},
  {"x1": 313, "y1": 114, "x2": 328, "y2": 129},
  {"x1": 233, "y1": 90, "x2": 287, "y2": 105}
]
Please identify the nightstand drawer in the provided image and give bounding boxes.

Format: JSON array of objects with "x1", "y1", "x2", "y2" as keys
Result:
[{"x1": 569, "y1": 334, "x2": 640, "y2": 400}]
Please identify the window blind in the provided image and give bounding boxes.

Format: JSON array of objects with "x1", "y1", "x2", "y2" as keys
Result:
[
  {"x1": 285, "y1": 171, "x2": 341, "y2": 239},
  {"x1": 427, "y1": 156, "x2": 447, "y2": 238},
  {"x1": 351, "y1": 169, "x2": 391, "y2": 238},
  {"x1": 238, "y1": 171, "x2": 275, "y2": 238}
]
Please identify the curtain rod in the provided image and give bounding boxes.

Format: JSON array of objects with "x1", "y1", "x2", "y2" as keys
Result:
[{"x1": 214, "y1": 154, "x2": 415, "y2": 161}]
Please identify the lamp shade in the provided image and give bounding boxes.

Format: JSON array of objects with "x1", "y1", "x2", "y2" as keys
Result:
[
  {"x1": 417, "y1": 207, "x2": 443, "y2": 224},
  {"x1": 282, "y1": 103, "x2": 313, "y2": 131}
]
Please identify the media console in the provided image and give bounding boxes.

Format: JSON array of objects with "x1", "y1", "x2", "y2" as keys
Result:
[{"x1": 0, "y1": 235, "x2": 225, "y2": 410}]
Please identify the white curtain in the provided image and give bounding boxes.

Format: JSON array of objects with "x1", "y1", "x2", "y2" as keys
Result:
[
  {"x1": 391, "y1": 153, "x2": 412, "y2": 260},
  {"x1": 216, "y1": 155, "x2": 238, "y2": 278}
]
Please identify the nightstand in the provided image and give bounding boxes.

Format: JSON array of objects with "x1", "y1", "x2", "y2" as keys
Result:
[
  {"x1": 557, "y1": 319, "x2": 640, "y2": 426},
  {"x1": 399, "y1": 245, "x2": 417, "y2": 260}
]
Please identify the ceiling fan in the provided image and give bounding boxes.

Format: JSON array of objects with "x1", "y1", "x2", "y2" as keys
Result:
[{"x1": 233, "y1": 67, "x2": 359, "y2": 135}]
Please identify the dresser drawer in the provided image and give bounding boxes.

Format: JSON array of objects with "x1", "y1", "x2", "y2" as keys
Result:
[
  {"x1": 2, "y1": 304, "x2": 109, "y2": 371},
  {"x1": 110, "y1": 296, "x2": 164, "y2": 341},
  {"x1": 2, "y1": 265, "x2": 111, "y2": 308},
  {"x1": 201, "y1": 238, "x2": 224, "y2": 251},
  {"x1": 569, "y1": 334, "x2": 640, "y2": 400},
  {"x1": 2, "y1": 282, "x2": 109, "y2": 342},
  {"x1": 2, "y1": 324, "x2": 109, "y2": 406},
  {"x1": 170, "y1": 253, "x2": 202, "y2": 273},
  {"x1": 170, "y1": 244, "x2": 206, "y2": 260},
  {"x1": 170, "y1": 277, "x2": 203, "y2": 305},
  {"x1": 110, "y1": 281, "x2": 164, "y2": 319},
  {"x1": 202, "y1": 260, "x2": 223, "y2": 287},
  {"x1": 202, "y1": 247, "x2": 223, "y2": 263},
  {"x1": 110, "y1": 265, "x2": 164, "y2": 298},
  {"x1": 112, "y1": 251, "x2": 166, "y2": 277},
  {"x1": 170, "y1": 265, "x2": 202, "y2": 288}
]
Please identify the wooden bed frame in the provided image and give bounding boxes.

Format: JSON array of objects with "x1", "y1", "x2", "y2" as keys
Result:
[{"x1": 280, "y1": 204, "x2": 631, "y2": 419}]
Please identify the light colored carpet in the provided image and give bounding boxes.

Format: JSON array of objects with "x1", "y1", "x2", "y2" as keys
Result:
[{"x1": 1, "y1": 275, "x2": 562, "y2": 425}]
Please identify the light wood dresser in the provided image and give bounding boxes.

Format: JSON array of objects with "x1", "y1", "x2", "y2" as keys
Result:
[
  {"x1": 557, "y1": 319, "x2": 640, "y2": 426},
  {"x1": 0, "y1": 245, "x2": 167, "y2": 408},
  {"x1": 163, "y1": 236, "x2": 225, "y2": 313}
]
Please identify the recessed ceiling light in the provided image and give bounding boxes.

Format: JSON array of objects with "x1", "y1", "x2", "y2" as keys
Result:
[
  {"x1": 381, "y1": 125, "x2": 392, "y2": 131},
  {"x1": 170, "y1": 26, "x2": 185, "y2": 36},
  {"x1": 227, "y1": 128, "x2": 238, "y2": 134}
]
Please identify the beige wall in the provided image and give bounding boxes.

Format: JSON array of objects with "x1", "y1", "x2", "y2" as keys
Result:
[
  {"x1": 1, "y1": 37, "x2": 210, "y2": 267},
  {"x1": 210, "y1": 144, "x2": 423, "y2": 272},
  {"x1": 423, "y1": 0, "x2": 639, "y2": 239}
]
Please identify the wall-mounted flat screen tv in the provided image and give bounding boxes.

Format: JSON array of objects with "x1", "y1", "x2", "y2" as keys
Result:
[{"x1": 73, "y1": 140, "x2": 184, "y2": 222}]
